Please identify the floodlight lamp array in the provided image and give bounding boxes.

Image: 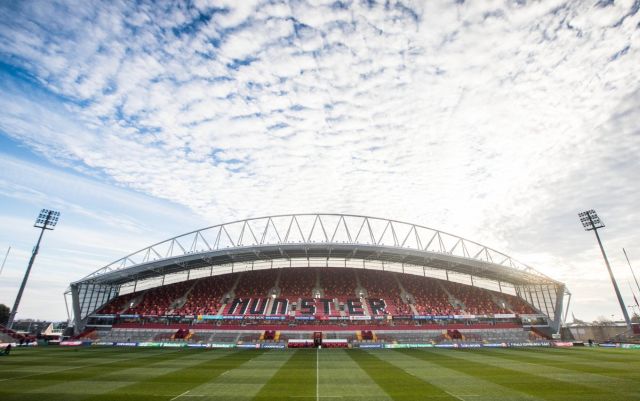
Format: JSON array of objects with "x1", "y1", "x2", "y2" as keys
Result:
[
  {"x1": 578, "y1": 209, "x2": 604, "y2": 231},
  {"x1": 35, "y1": 209, "x2": 60, "y2": 229}
]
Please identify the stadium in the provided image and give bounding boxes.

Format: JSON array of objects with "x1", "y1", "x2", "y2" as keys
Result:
[
  {"x1": 1, "y1": 174, "x2": 636, "y2": 398},
  {"x1": 4, "y1": 215, "x2": 640, "y2": 401},
  {"x1": 67, "y1": 214, "x2": 569, "y2": 347}
]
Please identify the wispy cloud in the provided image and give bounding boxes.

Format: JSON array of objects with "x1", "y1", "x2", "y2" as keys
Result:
[{"x1": 0, "y1": 0, "x2": 639, "y2": 320}]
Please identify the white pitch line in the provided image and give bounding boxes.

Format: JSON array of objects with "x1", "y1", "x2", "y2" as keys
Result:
[
  {"x1": 0, "y1": 371, "x2": 57, "y2": 383},
  {"x1": 443, "y1": 390, "x2": 481, "y2": 400},
  {"x1": 316, "y1": 347, "x2": 319, "y2": 401},
  {"x1": 444, "y1": 391, "x2": 466, "y2": 401},
  {"x1": 170, "y1": 390, "x2": 190, "y2": 401}
]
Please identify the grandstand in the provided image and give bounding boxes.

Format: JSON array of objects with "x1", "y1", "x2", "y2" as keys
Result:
[{"x1": 67, "y1": 214, "x2": 569, "y2": 346}]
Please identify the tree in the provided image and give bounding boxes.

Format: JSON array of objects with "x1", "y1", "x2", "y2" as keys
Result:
[
  {"x1": 0, "y1": 304, "x2": 9, "y2": 325},
  {"x1": 592, "y1": 316, "x2": 616, "y2": 326}
]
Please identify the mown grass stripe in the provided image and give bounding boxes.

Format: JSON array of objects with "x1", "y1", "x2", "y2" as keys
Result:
[
  {"x1": 348, "y1": 349, "x2": 458, "y2": 401},
  {"x1": 86, "y1": 349, "x2": 264, "y2": 401},
  {"x1": 0, "y1": 347, "x2": 149, "y2": 374},
  {"x1": 253, "y1": 350, "x2": 316, "y2": 400},
  {"x1": 317, "y1": 349, "x2": 391, "y2": 400},
  {"x1": 558, "y1": 347, "x2": 640, "y2": 363},
  {"x1": 509, "y1": 347, "x2": 640, "y2": 364},
  {"x1": 441, "y1": 348, "x2": 640, "y2": 398},
  {"x1": 22, "y1": 348, "x2": 240, "y2": 401},
  {"x1": 2, "y1": 347, "x2": 640, "y2": 400},
  {"x1": 387, "y1": 349, "x2": 539, "y2": 401},
  {"x1": 420, "y1": 348, "x2": 623, "y2": 401},
  {"x1": 0, "y1": 348, "x2": 191, "y2": 401},
  {"x1": 0, "y1": 348, "x2": 179, "y2": 383},
  {"x1": 477, "y1": 348, "x2": 638, "y2": 379},
  {"x1": 182, "y1": 349, "x2": 295, "y2": 400}
]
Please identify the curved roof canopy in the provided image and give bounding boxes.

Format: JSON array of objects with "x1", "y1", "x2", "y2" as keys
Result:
[{"x1": 74, "y1": 214, "x2": 562, "y2": 287}]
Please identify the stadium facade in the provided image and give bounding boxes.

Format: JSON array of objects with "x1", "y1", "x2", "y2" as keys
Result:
[{"x1": 66, "y1": 214, "x2": 570, "y2": 341}]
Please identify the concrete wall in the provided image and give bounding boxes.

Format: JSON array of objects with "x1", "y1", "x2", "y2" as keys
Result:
[{"x1": 568, "y1": 325, "x2": 627, "y2": 342}]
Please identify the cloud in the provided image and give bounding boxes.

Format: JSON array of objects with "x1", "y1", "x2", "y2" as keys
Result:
[
  {"x1": 0, "y1": 154, "x2": 205, "y2": 319},
  {"x1": 0, "y1": 0, "x2": 639, "y2": 320}
]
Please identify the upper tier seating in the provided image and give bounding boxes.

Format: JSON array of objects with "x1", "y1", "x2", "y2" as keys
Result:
[
  {"x1": 443, "y1": 282, "x2": 508, "y2": 315},
  {"x1": 320, "y1": 268, "x2": 357, "y2": 297},
  {"x1": 359, "y1": 269, "x2": 403, "y2": 315},
  {"x1": 503, "y1": 293, "x2": 538, "y2": 314},
  {"x1": 280, "y1": 267, "x2": 317, "y2": 297},
  {"x1": 93, "y1": 268, "x2": 538, "y2": 318},
  {"x1": 399, "y1": 275, "x2": 456, "y2": 315},
  {"x1": 234, "y1": 269, "x2": 278, "y2": 297},
  {"x1": 97, "y1": 292, "x2": 139, "y2": 315},
  {"x1": 175, "y1": 274, "x2": 236, "y2": 316},
  {"x1": 125, "y1": 281, "x2": 192, "y2": 316}
]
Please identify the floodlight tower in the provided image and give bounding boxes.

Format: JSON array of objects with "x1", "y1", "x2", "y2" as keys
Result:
[
  {"x1": 578, "y1": 209, "x2": 631, "y2": 329},
  {"x1": 7, "y1": 209, "x2": 60, "y2": 329}
]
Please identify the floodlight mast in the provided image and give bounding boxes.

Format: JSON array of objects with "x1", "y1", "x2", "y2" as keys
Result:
[
  {"x1": 0, "y1": 246, "x2": 10, "y2": 276},
  {"x1": 579, "y1": 209, "x2": 631, "y2": 329},
  {"x1": 7, "y1": 209, "x2": 60, "y2": 329}
]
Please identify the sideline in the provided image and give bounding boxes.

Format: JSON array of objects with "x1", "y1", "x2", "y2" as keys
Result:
[{"x1": 170, "y1": 390, "x2": 190, "y2": 401}]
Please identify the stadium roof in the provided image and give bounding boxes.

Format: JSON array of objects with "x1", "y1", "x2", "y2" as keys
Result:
[{"x1": 73, "y1": 214, "x2": 563, "y2": 287}]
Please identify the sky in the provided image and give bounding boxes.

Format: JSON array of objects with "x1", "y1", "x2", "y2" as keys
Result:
[{"x1": 0, "y1": 0, "x2": 639, "y2": 323}]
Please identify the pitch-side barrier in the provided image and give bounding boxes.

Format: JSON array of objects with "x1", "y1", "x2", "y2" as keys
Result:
[{"x1": 56, "y1": 340, "x2": 566, "y2": 349}]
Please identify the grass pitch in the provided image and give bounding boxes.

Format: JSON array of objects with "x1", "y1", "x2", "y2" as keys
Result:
[{"x1": 1, "y1": 346, "x2": 639, "y2": 400}]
